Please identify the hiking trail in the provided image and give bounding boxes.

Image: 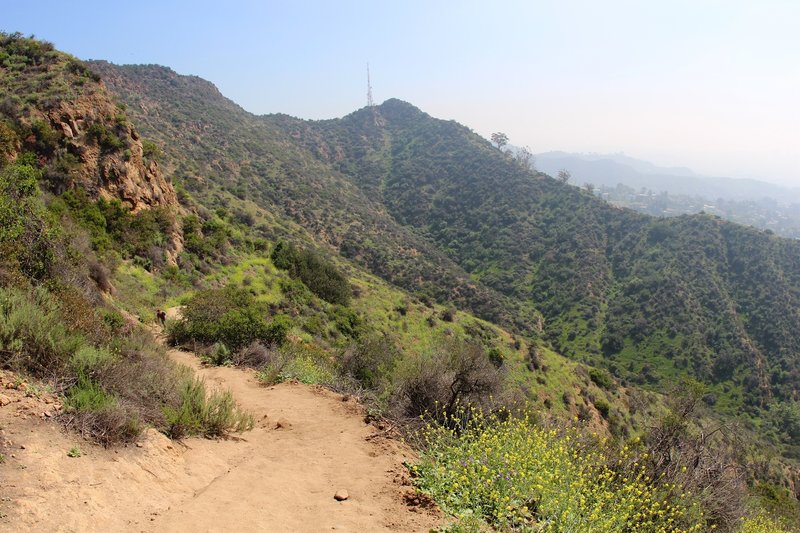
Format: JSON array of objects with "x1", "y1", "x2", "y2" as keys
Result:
[{"x1": 0, "y1": 325, "x2": 441, "y2": 532}]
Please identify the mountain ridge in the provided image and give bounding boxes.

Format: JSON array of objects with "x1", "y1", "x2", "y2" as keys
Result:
[{"x1": 90, "y1": 60, "x2": 800, "y2": 424}]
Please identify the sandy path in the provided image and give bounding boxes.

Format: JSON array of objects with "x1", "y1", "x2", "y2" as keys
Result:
[{"x1": 1, "y1": 347, "x2": 441, "y2": 532}]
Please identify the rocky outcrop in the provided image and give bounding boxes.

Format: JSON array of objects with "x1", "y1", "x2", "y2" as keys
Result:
[
  {"x1": 39, "y1": 89, "x2": 178, "y2": 213},
  {"x1": 12, "y1": 64, "x2": 183, "y2": 262}
]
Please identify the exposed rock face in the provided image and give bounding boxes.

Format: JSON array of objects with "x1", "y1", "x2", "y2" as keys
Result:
[
  {"x1": 19, "y1": 75, "x2": 183, "y2": 263},
  {"x1": 39, "y1": 90, "x2": 178, "y2": 213},
  {"x1": 0, "y1": 36, "x2": 183, "y2": 263}
]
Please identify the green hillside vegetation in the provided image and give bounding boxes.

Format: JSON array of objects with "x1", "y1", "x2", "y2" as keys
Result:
[
  {"x1": 0, "y1": 156, "x2": 252, "y2": 443},
  {"x1": 0, "y1": 34, "x2": 252, "y2": 443},
  {"x1": 290, "y1": 101, "x2": 800, "y2": 426},
  {"x1": 87, "y1": 59, "x2": 800, "y2": 527},
  {"x1": 88, "y1": 61, "x2": 540, "y2": 334},
  {"x1": 1, "y1": 34, "x2": 798, "y2": 530}
]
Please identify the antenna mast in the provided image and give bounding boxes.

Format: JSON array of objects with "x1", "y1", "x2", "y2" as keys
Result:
[{"x1": 367, "y1": 63, "x2": 374, "y2": 107}]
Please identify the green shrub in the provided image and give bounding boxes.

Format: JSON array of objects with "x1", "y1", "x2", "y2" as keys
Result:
[
  {"x1": 102, "y1": 310, "x2": 126, "y2": 333},
  {"x1": 752, "y1": 482, "x2": 800, "y2": 528},
  {"x1": 141, "y1": 139, "x2": 163, "y2": 162},
  {"x1": 589, "y1": 367, "x2": 616, "y2": 390},
  {"x1": 164, "y1": 377, "x2": 253, "y2": 439},
  {"x1": 328, "y1": 304, "x2": 361, "y2": 337},
  {"x1": 203, "y1": 342, "x2": 232, "y2": 366},
  {"x1": 170, "y1": 285, "x2": 270, "y2": 351},
  {"x1": 440, "y1": 307, "x2": 456, "y2": 322},
  {"x1": 65, "y1": 377, "x2": 116, "y2": 412},
  {"x1": 271, "y1": 240, "x2": 352, "y2": 305},
  {"x1": 0, "y1": 120, "x2": 18, "y2": 164},
  {"x1": 70, "y1": 345, "x2": 115, "y2": 373},
  {"x1": 203, "y1": 390, "x2": 253, "y2": 436},
  {"x1": 739, "y1": 512, "x2": 794, "y2": 533},
  {"x1": 163, "y1": 378, "x2": 206, "y2": 438},
  {"x1": 486, "y1": 347, "x2": 504, "y2": 368},
  {"x1": 0, "y1": 286, "x2": 84, "y2": 375},
  {"x1": 340, "y1": 334, "x2": 398, "y2": 390},
  {"x1": 279, "y1": 355, "x2": 333, "y2": 384},
  {"x1": 0, "y1": 160, "x2": 59, "y2": 280},
  {"x1": 30, "y1": 119, "x2": 59, "y2": 153},
  {"x1": 87, "y1": 122, "x2": 124, "y2": 151},
  {"x1": 50, "y1": 190, "x2": 174, "y2": 263},
  {"x1": 63, "y1": 377, "x2": 141, "y2": 444},
  {"x1": 260, "y1": 341, "x2": 335, "y2": 385},
  {"x1": 256, "y1": 365, "x2": 283, "y2": 385},
  {"x1": 264, "y1": 314, "x2": 292, "y2": 346},
  {"x1": 593, "y1": 397, "x2": 611, "y2": 419}
]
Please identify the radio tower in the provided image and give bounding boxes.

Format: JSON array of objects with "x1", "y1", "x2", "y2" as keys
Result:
[
  {"x1": 367, "y1": 63, "x2": 374, "y2": 107},
  {"x1": 366, "y1": 63, "x2": 384, "y2": 127}
]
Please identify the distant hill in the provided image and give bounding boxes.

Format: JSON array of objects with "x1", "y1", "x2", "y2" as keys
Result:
[
  {"x1": 536, "y1": 151, "x2": 800, "y2": 238},
  {"x1": 88, "y1": 62, "x2": 539, "y2": 334},
  {"x1": 536, "y1": 151, "x2": 800, "y2": 203}
]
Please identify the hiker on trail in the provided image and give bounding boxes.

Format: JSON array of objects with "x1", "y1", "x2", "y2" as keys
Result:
[{"x1": 156, "y1": 309, "x2": 166, "y2": 325}]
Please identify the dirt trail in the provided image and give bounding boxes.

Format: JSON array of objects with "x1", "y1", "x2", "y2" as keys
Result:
[{"x1": 1, "y1": 343, "x2": 441, "y2": 532}]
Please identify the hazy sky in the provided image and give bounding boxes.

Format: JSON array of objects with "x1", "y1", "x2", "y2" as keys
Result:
[{"x1": 4, "y1": 1, "x2": 799, "y2": 185}]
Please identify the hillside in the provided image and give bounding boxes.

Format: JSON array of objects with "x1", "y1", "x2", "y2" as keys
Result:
[
  {"x1": 88, "y1": 61, "x2": 538, "y2": 334},
  {"x1": 88, "y1": 61, "x2": 800, "y2": 432},
  {"x1": 0, "y1": 37, "x2": 181, "y2": 257},
  {"x1": 2, "y1": 34, "x2": 800, "y2": 530},
  {"x1": 281, "y1": 101, "x2": 800, "y2": 420}
]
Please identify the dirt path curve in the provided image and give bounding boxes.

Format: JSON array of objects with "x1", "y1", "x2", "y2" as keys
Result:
[
  {"x1": 152, "y1": 348, "x2": 441, "y2": 532},
  {"x1": 1, "y1": 341, "x2": 441, "y2": 532}
]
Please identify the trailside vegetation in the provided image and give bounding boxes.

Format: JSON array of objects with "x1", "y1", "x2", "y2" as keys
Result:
[{"x1": 0, "y1": 159, "x2": 251, "y2": 443}]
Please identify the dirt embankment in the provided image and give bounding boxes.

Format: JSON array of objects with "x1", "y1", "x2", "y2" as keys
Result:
[{"x1": 0, "y1": 347, "x2": 441, "y2": 532}]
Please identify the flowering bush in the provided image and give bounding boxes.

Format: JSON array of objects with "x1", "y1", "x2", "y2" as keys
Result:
[{"x1": 413, "y1": 408, "x2": 704, "y2": 532}]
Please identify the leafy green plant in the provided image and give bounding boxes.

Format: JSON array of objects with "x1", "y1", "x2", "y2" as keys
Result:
[
  {"x1": 278, "y1": 355, "x2": 333, "y2": 384},
  {"x1": 739, "y1": 512, "x2": 794, "y2": 533},
  {"x1": 340, "y1": 334, "x2": 398, "y2": 390},
  {"x1": 86, "y1": 122, "x2": 124, "y2": 151},
  {"x1": 271, "y1": 240, "x2": 352, "y2": 305},
  {"x1": 593, "y1": 397, "x2": 611, "y2": 419},
  {"x1": 589, "y1": 367, "x2": 616, "y2": 390},
  {"x1": 169, "y1": 285, "x2": 293, "y2": 352},
  {"x1": 64, "y1": 377, "x2": 116, "y2": 412},
  {"x1": 141, "y1": 139, "x2": 163, "y2": 162},
  {"x1": 66, "y1": 447, "x2": 82, "y2": 458},
  {"x1": 0, "y1": 286, "x2": 84, "y2": 375},
  {"x1": 202, "y1": 342, "x2": 232, "y2": 366},
  {"x1": 70, "y1": 345, "x2": 115, "y2": 373}
]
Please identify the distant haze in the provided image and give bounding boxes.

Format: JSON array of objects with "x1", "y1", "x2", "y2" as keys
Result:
[
  {"x1": 534, "y1": 151, "x2": 800, "y2": 204},
  {"x1": 4, "y1": 0, "x2": 799, "y2": 185}
]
